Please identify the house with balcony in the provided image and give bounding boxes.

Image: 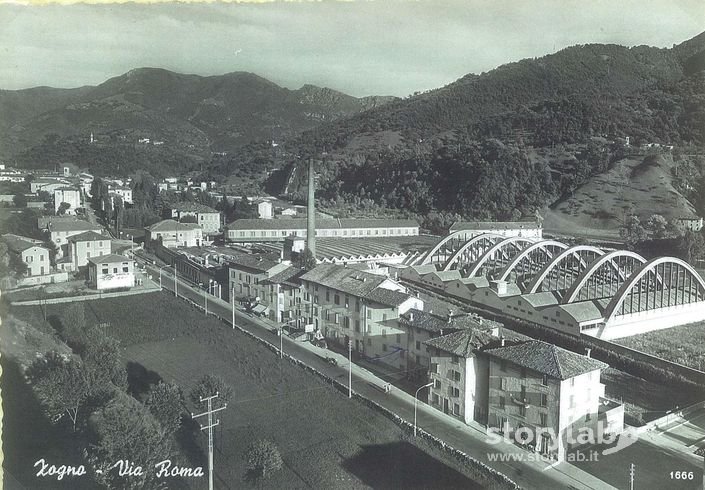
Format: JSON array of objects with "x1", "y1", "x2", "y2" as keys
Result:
[
  {"x1": 483, "y1": 340, "x2": 623, "y2": 461},
  {"x1": 227, "y1": 253, "x2": 299, "y2": 322},
  {"x1": 299, "y1": 264, "x2": 421, "y2": 357}
]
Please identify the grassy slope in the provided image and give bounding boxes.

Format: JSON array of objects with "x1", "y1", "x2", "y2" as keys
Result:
[
  {"x1": 10, "y1": 293, "x2": 490, "y2": 489},
  {"x1": 544, "y1": 153, "x2": 695, "y2": 237}
]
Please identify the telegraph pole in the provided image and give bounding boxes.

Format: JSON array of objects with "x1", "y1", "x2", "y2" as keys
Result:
[
  {"x1": 192, "y1": 393, "x2": 227, "y2": 490},
  {"x1": 629, "y1": 463, "x2": 635, "y2": 490},
  {"x1": 231, "y1": 286, "x2": 235, "y2": 328},
  {"x1": 174, "y1": 266, "x2": 178, "y2": 298},
  {"x1": 348, "y1": 340, "x2": 353, "y2": 398}
]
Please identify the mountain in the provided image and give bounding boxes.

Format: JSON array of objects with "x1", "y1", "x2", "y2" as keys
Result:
[
  {"x1": 0, "y1": 68, "x2": 398, "y2": 160},
  {"x1": 265, "y1": 32, "x2": 705, "y2": 226}
]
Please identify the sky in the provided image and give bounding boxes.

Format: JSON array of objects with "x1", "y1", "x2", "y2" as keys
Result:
[{"x1": 0, "y1": 0, "x2": 703, "y2": 97}]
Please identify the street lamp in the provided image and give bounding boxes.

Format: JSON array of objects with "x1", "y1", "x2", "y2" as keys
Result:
[
  {"x1": 348, "y1": 340, "x2": 353, "y2": 399},
  {"x1": 414, "y1": 382, "x2": 434, "y2": 437},
  {"x1": 278, "y1": 326, "x2": 283, "y2": 359}
]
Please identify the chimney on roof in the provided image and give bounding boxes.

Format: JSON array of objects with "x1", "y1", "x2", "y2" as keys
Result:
[
  {"x1": 500, "y1": 336, "x2": 505, "y2": 347},
  {"x1": 447, "y1": 310, "x2": 453, "y2": 323},
  {"x1": 585, "y1": 347, "x2": 592, "y2": 358},
  {"x1": 306, "y1": 158, "x2": 316, "y2": 257}
]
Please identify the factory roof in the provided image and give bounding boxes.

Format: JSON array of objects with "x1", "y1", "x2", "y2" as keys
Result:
[{"x1": 226, "y1": 218, "x2": 419, "y2": 230}]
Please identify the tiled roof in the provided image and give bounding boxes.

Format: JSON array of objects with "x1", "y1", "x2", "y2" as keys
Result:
[
  {"x1": 263, "y1": 266, "x2": 303, "y2": 286},
  {"x1": 67, "y1": 231, "x2": 108, "y2": 243},
  {"x1": 484, "y1": 340, "x2": 607, "y2": 380},
  {"x1": 46, "y1": 220, "x2": 101, "y2": 233},
  {"x1": 364, "y1": 287, "x2": 413, "y2": 308},
  {"x1": 226, "y1": 218, "x2": 419, "y2": 230},
  {"x1": 228, "y1": 253, "x2": 282, "y2": 273},
  {"x1": 300, "y1": 264, "x2": 388, "y2": 297},
  {"x1": 2, "y1": 234, "x2": 46, "y2": 253},
  {"x1": 400, "y1": 308, "x2": 501, "y2": 333},
  {"x1": 521, "y1": 292, "x2": 560, "y2": 308},
  {"x1": 146, "y1": 219, "x2": 202, "y2": 232},
  {"x1": 424, "y1": 329, "x2": 498, "y2": 357},
  {"x1": 449, "y1": 220, "x2": 540, "y2": 231},
  {"x1": 88, "y1": 253, "x2": 132, "y2": 265},
  {"x1": 172, "y1": 202, "x2": 219, "y2": 213}
]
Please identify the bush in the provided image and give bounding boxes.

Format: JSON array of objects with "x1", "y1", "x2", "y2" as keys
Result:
[{"x1": 245, "y1": 439, "x2": 283, "y2": 478}]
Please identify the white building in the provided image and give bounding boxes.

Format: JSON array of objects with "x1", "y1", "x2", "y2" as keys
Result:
[
  {"x1": 258, "y1": 201, "x2": 273, "y2": 219},
  {"x1": 88, "y1": 254, "x2": 135, "y2": 290},
  {"x1": 68, "y1": 231, "x2": 111, "y2": 268},
  {"x1": 145, "y1": 219, "x2": 203, "y2": 248},
  {"x1": 54, "y1": 187, "x2": 82, "y2": 215},
  {"x1": 170, "y1": 203, "x2": 221, "y2": 234},
  {"x1": 112, "y1": 186, "x2": 133, "y2": 204}
]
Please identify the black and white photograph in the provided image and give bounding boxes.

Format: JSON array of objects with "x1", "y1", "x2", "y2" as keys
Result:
[{"x1": 0, "y1": 1, "x2": 704, "y2": 488}]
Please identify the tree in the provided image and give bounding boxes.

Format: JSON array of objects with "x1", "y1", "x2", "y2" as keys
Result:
[
  {"x1": 29, "y1": 352, "x2": 89, "y2": 432},
  {"x1": 87, "y1": 392, "x2": 171, "y2": 489},
  {"x1": 620, "y1": 215, "x2": 648, "y2": 249},
  {"x1": 190, "y1": 374, "x2": 233, "y2": 410},
  {"x1": 677, "y1": 231, "x2": 705, "y2": 263},
  {"x1": 293, "y1": 247, "x2": 317, "y2": 271},
  {"x1": 245, "y1": 439, "x2": 283, "y2": 478},
  {"x1": 179, "y1": 214, "x2": 198, "y2": 224},
  {"x1": 13, "y1": 193, "x2": 27, "y2": 208},
  {"x1": 57, "y1": 201, "x2": 71, "y2": 215},
  {"x1": 645, "y1": 214, "x2": 669, "y2": 239},
  {"x1": 145, "y1": 381, "x2": 184, "y2": 435},
  {"x1": 61, "y1": 302, "x2": 88, "y2": 349},
  {"x1": 82, "y1": 330, "x2": 128, "y2": 394}
]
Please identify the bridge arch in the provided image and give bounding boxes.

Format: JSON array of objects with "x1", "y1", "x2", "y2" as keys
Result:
[
  {"x1": 440, "y1": 234, "x2": 507, "y2": 271},
  {"x1": 562, "y1": 250, "x2": 647, "y2": 304},
  {"x1": 604, "y1": 257, "x2": 705, "y2": 323},
  {"x1": 496, "y1": 240, "x2": 569, "y2": 282},
  {"x1": 464, "y1": 237, "x2": 536, "y2": 278},
  {"x1": 525, "y1": 246, "x2": 605, "y2": 294}
]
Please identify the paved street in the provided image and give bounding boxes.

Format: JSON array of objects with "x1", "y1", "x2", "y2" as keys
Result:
[{"x1": 137, "y1": 254, "x2": 618, "y2": 490}]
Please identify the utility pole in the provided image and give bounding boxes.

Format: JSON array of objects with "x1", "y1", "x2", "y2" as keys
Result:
[
  {"x1": 231, "y1": 286, "x2": 235, "y2": 328},
  {"x1": 192, "y1": 393, "x2": 227, "y2": 490},
  {"x1": 629, "y1": 463, "x2": 635, "y2": 490},
  {"x1": 174, "y1": 265, "x2": 178, "y2": 298},
  {"x1": 348, "y1": 340, "x2": 353, "y2": 398}
]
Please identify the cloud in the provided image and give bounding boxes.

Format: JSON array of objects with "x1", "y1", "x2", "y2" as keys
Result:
[{"x1": 0, "y1": 0, "x2": 702, "y2": 96}]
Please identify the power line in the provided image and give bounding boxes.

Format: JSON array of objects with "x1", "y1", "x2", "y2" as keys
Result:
[{"x1": 192, "y1": 393, "x2": 227, "y2": 490}]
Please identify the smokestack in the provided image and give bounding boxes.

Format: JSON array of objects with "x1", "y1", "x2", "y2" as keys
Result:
[
  {"x1": 306, "y1": 158, "x2": 316, "y2": 257},
  {"x1": 585, "y1": 348, "x2": 592, "y2": 358}
]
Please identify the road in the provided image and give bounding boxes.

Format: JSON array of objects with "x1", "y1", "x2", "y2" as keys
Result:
[{"x1": 136, "y1": 253, "x2": 616, "y2": 489}]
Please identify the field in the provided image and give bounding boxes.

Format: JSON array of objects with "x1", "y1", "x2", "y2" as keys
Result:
[
  {"x1": 612, "y1": 322, "x2": 705, "y2": 372},
  {"x1": 544, "y1": 154, "x2": 695, "y2": 238},
  {"x1": 8, "y1": 292, "x2": 490, "y2": 489}
]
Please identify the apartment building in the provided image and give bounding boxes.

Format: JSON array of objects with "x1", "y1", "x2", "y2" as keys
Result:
[
  {"x1": 88, "y1": 254, "x2": 135, "y2": 290},
  {"x1": 67, "y1": 231, "x2": 111, "y2": 268},
  {"x1": 483, "y1": 340, "x2": 622, "y2": 461},
  {"x1": 42, "y1": 219, "x2": 102, "y2": 258},
  {"x1": 54, "y1": 187, "x2": 82, "y2": 215},
  {"x1": 2, "y1": 234, "x2": 50, "y2": 276},
  {"x1": 227, "y1": 254, "x2": 299, "y2": 323}
]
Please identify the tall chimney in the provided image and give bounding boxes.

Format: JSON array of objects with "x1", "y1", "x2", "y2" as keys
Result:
[{"x1": 306, "y1": 158, "x2": 316, "y2": 257}]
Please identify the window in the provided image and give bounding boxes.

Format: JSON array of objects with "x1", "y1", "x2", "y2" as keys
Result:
[
  {"x1": 113, "y1": 267, "x2": 118, "y2": 273},
  {"x1": 382, "y1": 329, "x2": 387, "y2": 338},
  {"x1": 367, "y1": 310, "x2": 371, "y2": 319},
  {"x1": 123, "y1": 266, "x2": 129, "y2": 272},
  {"x1": 540, "y1": 394, "x2": 548, "y2": 407},
  {"x1": 499, "y1": 396, "x2": 506, "y2": 409},
  {"x1": 454, "y1": 403, "x2": 460, "y2": 415},
  {"x1": 432, "y1": 394, "x2": 439, "y2": 404},
  {"x1": 326, "y1": 290, "x2": 330, "y2": 302},
  {"x1": 382, "y1": 313, "x2": 387, "y2": 321},
  {"x1": 542, "y1": 374, "x2": 548, "y2": 386},
  {"x1": 570, "y1": 377, "x2": 575, "y2": 387},
  {"x1": 355, "y1": 320, "x2": 360, "y2": 332},
  {"x1": 430, "y1": 363, "x2": 438, "y2": 374},
  {"x1": 498, "y1": 377, "x2": 506, "y2": 390},
  {"x1": 415, "y1": 340, "x2": 421, "y2": 350},
  {"x1": 540, "y1": 413, "x2": 548, "y2": 426},
  {"x1": 452, "y1": 355, "x2": 459, "y2": 364},
  {"x1": 433, "y1": 379, "x2": 441, "y2": 389},
  {"x1": 343, "y1": 317, "x2": 350, "y2": 328},
  {"x1": 334, "y1": 313, "x2": 340, "y2": 325},
  {"x1": 334, "y1": 294, "x2": 340, "y2": 305},
  {"x1": 102, "y1": 267, "x2": 109, "y2": 274},
  {"x1": 519, "y1": 405, "x2": 526, "y2": 417},
  {"x1": 585, "y1": 413, "x2": 591, "y2": 422}
]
